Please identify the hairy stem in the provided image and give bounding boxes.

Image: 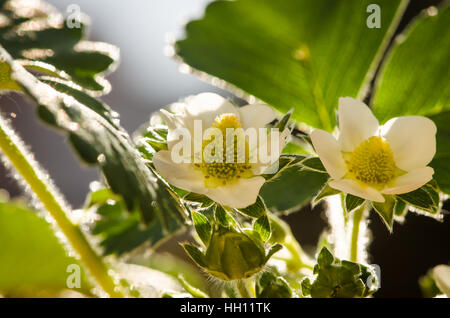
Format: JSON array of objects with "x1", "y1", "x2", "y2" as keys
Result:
[
  {"x1": 350, "y1": 204, "x2": 365, "y2": 263},
  {"x1": 0, "y1": 115, "x2": 123, "y2": 297}
]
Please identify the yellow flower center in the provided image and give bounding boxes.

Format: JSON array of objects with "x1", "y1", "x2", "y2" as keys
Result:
[
  {"x1": 346, "y1": 136, "x2": 397, "y2": 187},
  {"x1": 194, "y1": 113, "x2": 252, "y2": 187}
]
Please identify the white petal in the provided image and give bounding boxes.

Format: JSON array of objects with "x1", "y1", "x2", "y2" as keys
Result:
[
  {"x1": 206, "y1": 176, "x2": 266, "y2": 209},
  {"x1": 433, "y1": 265, "x2": 450, "y2": 297},
  {"x1": 381, "y1": 167, "x2": 434, "y2": 195},
  {"x1": 310, "y1": 129, "x2": 347, "y2": 179},
  {"x1": 152, "y1": 150, "x2": 205, "y2": 194},
  {"x1": 184, "y1": 92, "x2": 239, "y2": 128},
  {"x1": 382, "y1": 116, "x2": 437, "y2": 171},
  {"x1": 251, "y1": 128, "x2": 290, "y2": 175},
  {"x1": 329, "y1": 179, "x2": 385, "y2": 202},
  {"x1": 337, "y1": 97, "x2": 379, "y2": 152},
  {"x1": 239, "y1": 104, "x2": 276, "y2": 129}
]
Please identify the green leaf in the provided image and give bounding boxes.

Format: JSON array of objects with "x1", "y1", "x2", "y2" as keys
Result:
[
  {"x1": 177, "y1": 274, "x2": 208, "y2": 298},
  {"x1": 88, "y1": 187, "x2": 187, "y2": 255},
  {"x1": 372, "y1": 195, "x2": 395, "y2": 230},
  {"x1": 192, "y1": 211, "x2": 212, "y2": 246},
  {"x1": 255, "y1": 271, "x2": 292, "y2": 298},
  {"x1": 181, "y1": 244, "x2": 207, "y2": 268},
  {"x1": 260, "y1": 166, "x2": 328, "y2": 213},
  {"x1": 300, "y1": 157, "x2": 327, "y2": 173},
  {"x1": 372, "y1": 5, "x2": 450, "y2": 122},
  {"x1": 429, "y1": 111, "x2": 450, "y2": 194},
  {"x1": 397, "y1": 183, "x2": 440, "y2": 215},
  {"x1": 303, "y1": 247, "x2": 379, "y2": 298},
  {"x1": 0, "y1": 199, "x2": 90, "y2": 296},
  {"x1": 0, "y1": 0, "x2": 118, "y2": 93},
  {"x1": 254, "y1": 214, "x2": 271, "y2": 242},
  {"x1": 264, "y1": 244, "x2": 283, "y2": 263},
  {"x1": 236, "y1": 196, "x2": 266, "y2": 218},
  {"x1": 313, "y1": 183, "x2": 340, "y2": 204},
  {"x1": 183, "y1": 192, "x2": 214, "y2": 209},
  {"x1": 274, "y1": 109, "x2": 293, "y2": 131},
  {"x1": 176, "y1": 0, "x2": 407, "y2": 130},
  {"x1": 345, "y1": 194, "x2": 365, "y2": 213},
  {"x1": 393, "y1": 197, "x2": 408, "y2": 218}
]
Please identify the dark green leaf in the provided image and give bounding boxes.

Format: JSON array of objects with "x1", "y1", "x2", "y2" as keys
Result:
[
  {"x1": 183, "y1": 192, "x2": 214, "y2": 209},
  {"x1": 260, "y1": 166, "x2": 328, "y2": 213},
  {"x1": 274, "y1": 109, "x2": 293, "y2": 131},
  {"x1": 88, "y1": 187, "x2": 187, "y2": 255},
  {"x1": 372, "y1": 195, "x2": 395, "y2": 230},
  {"x1": 393, "y1": 197, "x2": 408, "y2": 218},
  {"x1": 372, "y1": 5, "x2": 450, "y2": 122},
  {"x1": 176, "y1": 0, "x2": 407, "y2": 130},
  {"x1": 192, "y1": 211, "x2": 211, "y2": 246},
  {"x1": 0, "y1": 199, "x2": 90, "y2": 296},
  {"x1": 182, "y1": 244, "x2": 207, "y2": 268},
  {"x1": 301, "y1": 157, "x2": 327, "y2": 173},
  {"x1": 0, "y1": 0, "x2": 118, "y2": 93},
  {"x1": 345, "y1": 194, "x2": 365, "y2": 213},
  {"x1": 429, "y1": 111, "x2": 450, "y2": 194}
]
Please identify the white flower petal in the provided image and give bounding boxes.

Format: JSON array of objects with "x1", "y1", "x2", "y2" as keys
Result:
[
  {"x1": 184, "y1": 92, "x2": 239, "y2": 128},
  {"x1": 382, "y1": 116, "x2": 437, "y2": 171},
  {"x1": 206, "y1": 176, "x2": 265, "y2": 209},
  {"x1": 433, "y1": 265, "x2": 450, "y2": 297},
  {"x1": 251, "y1": 128, "x2": 290, "y2": 175},
  {"x1": 329, "y1": 179, "x2": 385, "y2": 202},
  {"x1": 153, "y1": 150, "x2": 205, "y2": 194},
  {"x1": 337, "y1": 97, "x2": 379, "y2": 152},
  {"x1": 239, "y1": 104, "x2": 276, "y2": 129},
  {"x1": 310, "y1": 129, "x2": 347, "y2": 180},
  {"x1": 381, "y1": 167, "x2": 434, "y2": 195}
]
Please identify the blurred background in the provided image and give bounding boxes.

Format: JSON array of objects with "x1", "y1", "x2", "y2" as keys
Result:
[{"x1": 0, "y1": 0, "x2": 448, "y2": 297}]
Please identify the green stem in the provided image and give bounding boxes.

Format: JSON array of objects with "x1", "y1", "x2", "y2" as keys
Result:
[
  {"x1": 236, "y1": 279, "x2": 253, "y2": 298},
  {"x1": 0, "y1": 116, "x2": 123, "y2": 298},
  {"x1": 350, "y1": 204, "x2": 365, "y2": 263},
  {"x1": 283, "y1": 237, "x2": 314, "y2": 271}
]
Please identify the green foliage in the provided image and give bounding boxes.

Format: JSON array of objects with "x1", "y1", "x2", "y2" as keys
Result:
[
  {"x1": 87, "y1": 187, "x2": 187, "y2": 255},
  {"x1": 396, "y1": 182, "x2": 440, "y2": 215},
  {"x1": 372, "y1": 195, "x2": 396, "y2": 230},
  {"x1": 371, "y1": 5, "x2": 450, "y2": 194},
  {"x1": 301, "y1": 247, "x2": 379, "y2": 298},
  {"x1": 0, "y1": 199, "x2": 90, "y2": 296},
  {"x1": 345, "y1": 195, "x2": 365, "y2": 214},
  {"x1": 256, "y1": 271, "x2": 293, "y2": 298},
  {"x1": 0, "y1": 0, "x2": 117, "y2": 93},
  {"x1": 176, "y1": 0, "x2": 407, "y2": 130},
  {"x1": 260, "y1": 166, "x2": 328, "y2": 212}
]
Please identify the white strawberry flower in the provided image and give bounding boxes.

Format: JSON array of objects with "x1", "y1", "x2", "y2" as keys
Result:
[
  {"x1": 433, "y1": 265, "x2": 450, "y2": 297},
  {"x1": 153, "y1": 92, "x2": 289, "y2": 208},
  {"x1": 311, "y1": 97, "x2": 437, "y2": 202}
]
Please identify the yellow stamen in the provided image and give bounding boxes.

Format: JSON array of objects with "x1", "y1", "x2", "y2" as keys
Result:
[
  {"x1": 195, "y1": 113, "x2": 253, "y2": 187},
  {"x1": 346, "y1": 136, "x2": 397, "y2": 187}
]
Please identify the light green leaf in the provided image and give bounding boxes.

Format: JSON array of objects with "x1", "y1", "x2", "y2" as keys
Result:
[
  {"x1": 429, "y1": 111, "x2": 450, "y2": 194},
  {"x1": 176, "y1": 0, "x2": 407, "y2": 130},
  {"x1": 301, "y1": 157, "x2": 327, "y2": 173},
  {"x1": 192, "y1": 211, "x2": 212, "y2": 246},
  {"x1": 254, "y1": 214, "x2": 271, "y2": 242},
  {"x1": 0, "y1": 199, "x2": 90, "y2": 296},
  {"x1": 313, "y1": 183, "x2": 340, "y2": 204},
  {"x1": 372, "y1": 5, "x2": 450, "y2": 122}
]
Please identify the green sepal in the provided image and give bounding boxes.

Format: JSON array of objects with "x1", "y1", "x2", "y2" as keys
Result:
[
  {"x1": 302, "y1": 247, "x2": 379, "y2": 298},
  {"x1": 191, "y1": 211, "x2": 212, "y2": 246},
  {"x1": 182, "y1": 243, "x2": 207, "y2": 268},
  {"x1": 254, "y1": 214, "x2": 271, "y2": 242},
  {"x1": 236, "y1": 196, "x2": 266, "y2": 218},
  {"x1": 313, "y1": 183, "x2": 339, "y2": 204},
  {"x1": 183, "y1": 193, "x2": 214, "y2": 209},
  {"x1": 345, "y1": 194, "x2": 365, "y2": 214},
  {"x1": 177, "y1": 274, "x2": 208, "y2": 298},
  {"x1": 396, "y1": 182, "x2": 440, "y2": 215},
  {"x1": 255, "y1": 271, "x2": 293, "y2": 298},
  {"x1": 264, "y1": 244, "x2": 283, "y2": 263},
  {"x1": 274, "y1": 109, "x2": 293, "y2": 131},
  {"x1": 372, "y1": 195, "x2": 396, "y2": 230}
]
